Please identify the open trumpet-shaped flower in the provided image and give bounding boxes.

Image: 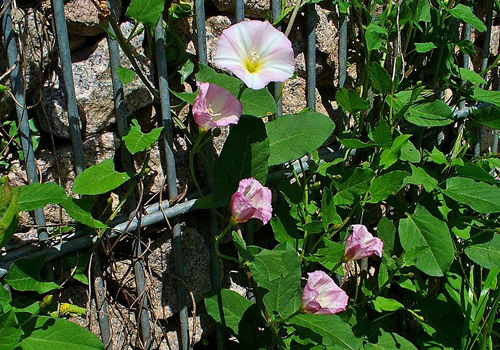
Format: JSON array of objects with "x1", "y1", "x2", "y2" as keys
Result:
[
  {"x1": 344, "y1": 224, "x2": 384, "y2": 261},
  {"x1": 302, "y1": 271, "x2": 349, "y2": 315},
  {"x1": 214, "y1": 20, "x2": 295, "y2": 90},
  {"x1": 192, "y1": 82, "x2": 243, "y2": 130},
  {"x1": 230, "y1": 178, "x2": 272, "y2": 225}
]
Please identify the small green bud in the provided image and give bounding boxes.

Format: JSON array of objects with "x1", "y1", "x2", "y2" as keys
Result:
[{"x1": 43, "y1": 294, "x2": 53, "y2": 306}]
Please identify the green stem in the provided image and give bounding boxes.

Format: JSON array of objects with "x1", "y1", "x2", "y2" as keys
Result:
[
  {"x1": 102, "y1": 17, "x2": 159, "y2": 99},
  {"x1": 215, "y1": 222, "x2": 239, "y2": 264},
  {"x1": 189, "y1": 129, "x2": 208, "y2": 197},
  {"x1": 285, "y1": 0, "x2": 305, "y2": 37},
  {"x1": 268, "y1": 308, "x2": 303, "y2": 324}
]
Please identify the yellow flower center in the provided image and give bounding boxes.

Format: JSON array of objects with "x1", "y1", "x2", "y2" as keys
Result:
[
  {"x1": 207, "y1": 104, "x2": 221, "y2": 117},
  {"x1": 244, "y1": 51, "x2": 262, "y2": 74}
]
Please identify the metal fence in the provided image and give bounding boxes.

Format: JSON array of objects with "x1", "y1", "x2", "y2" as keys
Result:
[{"x1": 0, "y1": 0, "x2": 498, "y2": 349}]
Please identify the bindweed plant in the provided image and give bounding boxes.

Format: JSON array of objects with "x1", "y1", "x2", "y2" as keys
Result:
[{"x1": 1, "y1": 0, "x2": 500, "y2": 349}]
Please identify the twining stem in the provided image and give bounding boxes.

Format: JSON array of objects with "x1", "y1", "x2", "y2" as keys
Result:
[
  {"x1": 215, "y1": 221, "x2": 239, "y2": 264},
  {"x1": 100, "y1": 16, "x2": 159, "y2": 99},
  {"x1": 285, "y1": 0, "x2": 305, "y2": 37},
  {"x1": 189, "y1": 128, "x2": 208, "y2": 197},
  {"x1": 268, "y1": 308, "x2": 303, "y2": 324}
]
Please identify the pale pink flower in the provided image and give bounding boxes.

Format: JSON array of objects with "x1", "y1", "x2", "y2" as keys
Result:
[
  {"x1": 192, "y1": 82, "x2": 243, "y2": 130},
  {"x1": 230, "y1": 178, "x2": 272, "y2": 225},
  {"x1": 302, "y1": 271, "x2": 349, "y2": 315},
  {"x1": 214, "y1": 20, "x2": 295, "y2": 90},
  {"x1": 344, "y1": 224, "x2": 384, "y2": 261}
]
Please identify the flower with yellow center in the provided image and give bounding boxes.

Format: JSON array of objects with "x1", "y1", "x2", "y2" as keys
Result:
[
  {"x1": 192, "y1": 82, "x2": 243, "y2": 130},
  {"x1": 214, "y1": 21, "x2": 295, "y2": 90}
]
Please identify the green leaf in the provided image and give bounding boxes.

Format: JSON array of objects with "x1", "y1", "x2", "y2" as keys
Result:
[
  {"x1": 377, "y1": 217, "x2": 396, "y2": 254},
  {"x1": 473, "y1": 86, "x2": 500, "y2": 107},
  {"x1": 178, "y1": 59, "x2": 194, "y2": 84},
  {"x1": 457, "y1": 163, "x2": 498, "y2": 185},
  {"x1": 0, "y1": 309, "x2": 21, "y2": 350},
  {"x1": 249, "y1": 244, "x2": 302, "y2": 317},
  {"x1": 404, "y1": 164, "x2": 438, "y2": 192},
  {"x1": 17, "y1": 183, "x2": 106, "y2": 229},
  {"x1": 271, "y1": 201, "x2": 302, "y2": 246},
  {"x1": 368, "y1": 171, "x2": 408, "y2": 203},
  {"x1": 398, "y1": 205, "x2": 454, "y2": 276},
  {"x1": 338, "y1": 139, "x2": 375, "y2": 149},
  {"x1": 125, "y1": 0, "x2": 165, "y2": 28},
  {"x1": 18, "y1": 183, "x2": 67, "y2": 212},
  {"x1": 123, "y1": 119, "x2": 163, "y2": 155},
  {"x1": 321, "y1": 187, "x2": 342, "y2": 229},
  {"x1": 364, "y1": 23, "x2": 387, "y2": 52},
  {"x1": 212, "y1": 115, "x2": 269, "y2": 207},
  {"x1": 414, "y1": 0, "x2": 430, "y2": 22},
  {"x1": 365, "y1": 331, "x2": 418, "y2": 350},
  {"x1": 334, "y1": 167, "x2": 375, "y2": 205},
  {"x1": 448, "y1": 4, "x2": 486, "y2": 32},
  {"x1": 115, "y1": 66, "x2": 135, "y2": 84},
  {"x1": 459, "y1": 68, "x2": 486, "y2": 85},
  {"x1": 307, "y1": 240, "x2": 345, "y2": 271},
  {"x1": 20, "y1": 316, "x2": 104, "y2": 350},
  {"x1": 240, "y1": 88, "x2": 277, "y2": 117},
  {"x1": 267, "y1": 111, "x2": 335, "y2": 166},
  {"x1": 0, "y1": 181, "x2": 18, "y2": 248},
  {"x1": 465, "y1": 235, "x2": 500, "y2": 270},
  {"x1": 406, "y1": 100, "x2": 453, "y2": 127},
  {"x1": 371, "y1": 120, "x2": 392, "y2": 148},
  {"x1": 73, "y1": 158, "x2": 131, "y2": 195},
  {"x1": 443, "y1": 177, "x2": 500, "y2": 213},
  {"x1": 414, "y1": 42, "x2": 437, "y2": 53},
  {"x1": 475, "y1": 106, "x2": 500, "y2": 129},
  {"x1": 205, "y1": 289, "x2": 253, "y2": 336},
  {"x1": 5, "y1": 257, "x2": 60, "y2": 293},
  {"x1": 371, "y1": 296, "x2": 404, "y2": 312},
  {"x1": 370, "y1": 63, "x2": 392, "y2": 94},
  {"x1": 379, "y1": 134, "x2": 412, "y2": 169},
  {"x1": 335, "y1": 88, "x2": 368, "y2": 114},
  {"x1": 170, "y1": 89, "x2": 197, "y2": 105},
  {"x1": 400, "y1": 139, "x2": 421, "y2": 163},
  {"x1": 289, "y1": 314, "x2": 356, "y2": 349}
]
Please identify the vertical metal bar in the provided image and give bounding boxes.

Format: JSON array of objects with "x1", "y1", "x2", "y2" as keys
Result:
[
  {"x1": 51, "y1": 0, "x2": 85, "y2": 173},
  {"x1": 195, "y1": 0, "x2": 207, "y2": 66},
  {"x1": 271, "y1": 0, "x2": 283, "y2": 117},
  {"x1": 235, "y1": 0, "x2": 244, "y2": 23},
  {"x1": 475, "y1": 0, "x2": 492, "y2": 157},
  {"x1": 105, "y1": 0, "x2": 151, "y2": 347},
  {"x1": 306, "y1": 3, "x2": 316, "y2": 111},
  {"x1": 91, "y1": 253, "x2": 112, "y2": 350},
  {"x1": 338, "y1": 11, "x2": 347, "y2": 88},
  {"x1": 155, "y1": 19, "x2": 190, "y2": 350},
  {"x1": 1, "y1": 0, "x2": 47, "y2": 238}
]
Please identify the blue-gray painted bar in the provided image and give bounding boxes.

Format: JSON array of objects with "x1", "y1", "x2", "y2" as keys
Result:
[
  {"x1": 155, "y1": 19, "x2": 189, "y2": 350},
  {"x1": 51, "y1": 0, "x2": 85, "y2": 174},
  {"x1": 1, "y1": 0, "x2": 47, "y2": 237},
  {"x1": 306, "y1": 3, "x2": 316, "y2": 111},
  {"x1": 195, "y1": 0, "x2": 207, "y2": 65},
  {"x1": 235, "y1": 0, "x2": 244, "y2": 23},
  {"x1": 338, "y1": 12, "x2": 347, "y2": 88}
]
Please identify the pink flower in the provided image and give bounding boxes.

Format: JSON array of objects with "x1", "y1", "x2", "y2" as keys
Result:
[
  {"x1": 192, "y1": 82, "x2": 243, "y2": 130},
  {"x1": 302, "y1": 271, "x2": 349, "y2": 315},
  {"x1": 344, "y1": 224, "x2": 384, "y2": 261},
  {"x1": 214, "y1": 20, "x2": 295, "y2": 90},
  {"x1": 230, "y1": 178, "x2": 272, "y2": 225}
]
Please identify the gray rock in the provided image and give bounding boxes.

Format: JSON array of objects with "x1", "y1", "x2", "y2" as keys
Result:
[
  {"x1": 64, "y1": 0, "x2": 122, "y2": 37},
  {"x1": 37, "y1": 21, "x2": 154, "y2": 139}
]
